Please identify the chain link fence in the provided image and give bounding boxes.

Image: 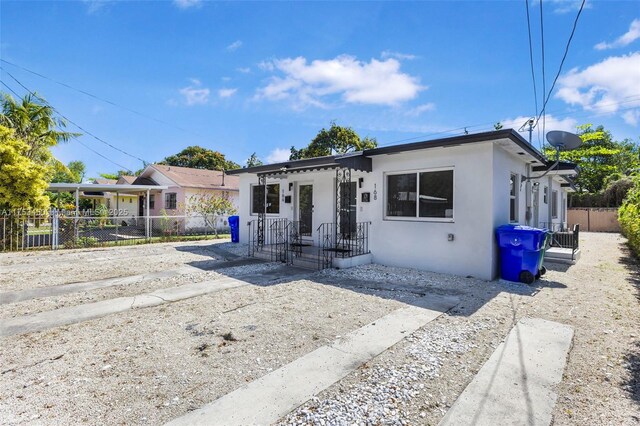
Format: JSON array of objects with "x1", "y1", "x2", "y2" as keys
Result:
[{"x1": 1, "y1": 211, "x2": 230, "y2": 252}]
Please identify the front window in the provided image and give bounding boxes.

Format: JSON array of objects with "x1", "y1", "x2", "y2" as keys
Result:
[
  {"x1": 552, "y1": 190, "x2": 558, "y2": 218},
  {"x1": 165, "y1": 192, "x2": 177, "y2": 210},
  {"x1": 149, "y1": 194, "x2": 155, "y2": 209},
  {"x1": 510, "y1": 173, "x2": 518, "y2": 222},
  {"x1": 543, "y1": 186, "x2": 548, "y2": 204},
  {"x1": 251, "y1": 183, "x2": 280, "y2": 214},
  {"x1": 386, "y1": 169, "x2": 454, "y2": 220}
]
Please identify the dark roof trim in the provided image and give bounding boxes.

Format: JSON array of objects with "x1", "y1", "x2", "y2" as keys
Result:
[
  {"x1": 532, "y1": 161, "x2": 579, "y2": 173},
  {"x1": 228, "y1": 129, "x2": 547, "y2": 175},
  {"x1": 227, "y1": 152, "x2": 372, "y2": 175},
  {"x1": 364, "y1": 129, "x2": 548, "y2": 164}
]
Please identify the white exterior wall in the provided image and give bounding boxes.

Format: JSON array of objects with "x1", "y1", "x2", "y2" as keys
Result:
[
  {"x1": 367, "y1": 142, "x2": 496, "y2": 280},
  {"x1": 236, "y1": 140, "x2": 560, "y2": 281}
]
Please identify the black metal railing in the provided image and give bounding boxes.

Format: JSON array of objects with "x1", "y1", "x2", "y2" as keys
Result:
[
  {"x1": 317, "y1": 221, "x2": 371, "y2": 269},
  {"x1": 548, "y1": 224, "x2": 580, "y2": 261}
]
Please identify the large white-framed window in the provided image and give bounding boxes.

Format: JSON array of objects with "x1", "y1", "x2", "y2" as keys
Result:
[
  {"x1": 385, "y1": 168, "x2": 454, "y2": 221},
  {"x1": 552, "y1": 190, "x2": 558, "y2": 219},
  {"x1": 251, "y1": 183, "x2": 280, "y2": 215},
  {"x1": 509, "y1": 173, "x2": 518, "y2": 223}
]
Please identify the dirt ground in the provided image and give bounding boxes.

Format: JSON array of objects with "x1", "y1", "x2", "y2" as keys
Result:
[{"x1": 1, "y1": 233, "x2": 638, "y2": 425}]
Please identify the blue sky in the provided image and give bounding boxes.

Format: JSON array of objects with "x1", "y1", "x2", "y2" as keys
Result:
[{"x1": 1, "y1": 0, "x2": 639, "y2": 178}]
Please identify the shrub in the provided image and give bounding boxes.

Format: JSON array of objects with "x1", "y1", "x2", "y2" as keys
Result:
[{"x1": 619, "y1": 176, "x2": 640, "y2": 256}]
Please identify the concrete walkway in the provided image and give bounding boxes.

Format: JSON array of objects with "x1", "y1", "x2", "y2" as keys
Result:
[
  {"x1": 166, "y1": 294, "x2": 459, "y2": 426},
  {"x1": 438, "y1": 317, "x2": 574, "y2": 426},
  {"x1": 0, "y1": 266, "x2": 201, "y2": 305},
  {"x1": 0, "y1": 277, "x2": 249, "y2": 337}
]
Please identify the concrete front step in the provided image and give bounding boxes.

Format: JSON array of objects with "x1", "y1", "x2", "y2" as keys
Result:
[{"x1": 544, "y1": 247, "x2": 580, "y2": 264}]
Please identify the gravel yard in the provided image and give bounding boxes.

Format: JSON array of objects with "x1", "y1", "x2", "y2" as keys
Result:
[{"x1": 1, "y1": 233, "x2": 638, "y2": 425}]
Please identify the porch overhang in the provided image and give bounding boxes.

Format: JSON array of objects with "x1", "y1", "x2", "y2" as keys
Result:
[
  {"x1": 226, "y1": 152, "x2": 372, "y2": 177},
  {"x1": 47, "y1": 183, "x2": 168, "y2": 193},
  {"x1": 532, "y1": 161, "x2": 579, "y2": 177}
]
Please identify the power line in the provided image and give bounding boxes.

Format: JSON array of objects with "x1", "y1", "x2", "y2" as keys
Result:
[
  {"x1": 525, "y1": 0, "x2": 539, "y2": 117},
  {"x1": 0, "y1": 59, "x2": 197, "y2": 134},
  {"x1": 539, "y1": 0, "x2": 547, "y2": 148},
  {"x1": 1, "y1": 67, "x2": 147, "y2": 166},
  {"x1": 534, "y1": 0, "x2": 587, "y2": 129}
]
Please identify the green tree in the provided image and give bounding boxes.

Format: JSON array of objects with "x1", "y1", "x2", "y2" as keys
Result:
[
  {"x1": 246, "y1": 152, "x2": 263, "y2": 167},
  {"x1": 97, "y1": 170, "x2": 133, "y2": 180},
  {"x1": 0, "y1": 126, "x2": 50, "y2": 211},
  {"x1": 289, "y1": 122, "x2": 378, "y2": 160},
  {"x1": 160, "y1": 146, "x2": 240, "y2": 171},
  {"x1": 185, "y1": 193, "x2": 237, "y2": 237},
  {"x1": 0, "y1": 93, "x2": 79, "y2": 163},
  {"x1": 545, "y1": 124, "x2": 640, "y2": 193},
  {"x1": 51, "y1": 160, "x2": 86, "y2": 183}
]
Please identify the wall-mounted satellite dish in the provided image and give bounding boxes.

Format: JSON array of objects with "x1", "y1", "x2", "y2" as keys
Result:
[{"x1": 546, "y1": 130, "x2": 582, "y2": 151}]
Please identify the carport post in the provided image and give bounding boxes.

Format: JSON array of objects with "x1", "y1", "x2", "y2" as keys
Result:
[
  {"x1": 74, "y1": 188, "x2": 79, "y2": 240},
  {"x1": 145, "y1": 189, "x2": 150, "y2": 240}
]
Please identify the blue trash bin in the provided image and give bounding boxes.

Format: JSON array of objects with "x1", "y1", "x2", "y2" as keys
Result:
[
  {"x1": 496, "y1": 224, "x2": 548, "y2": 284},
  {"x1": 229, "y1": 215, "x2": 239, "y2": 243}
]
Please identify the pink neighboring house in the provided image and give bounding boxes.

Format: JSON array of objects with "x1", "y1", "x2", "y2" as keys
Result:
[{"x1": 133, "y1": 164, "x2": 239, "y2": 221}]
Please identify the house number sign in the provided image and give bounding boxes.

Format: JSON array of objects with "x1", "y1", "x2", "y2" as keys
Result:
[{"x1": 373, "y1": 183, "x2": 377, "y2": 201}]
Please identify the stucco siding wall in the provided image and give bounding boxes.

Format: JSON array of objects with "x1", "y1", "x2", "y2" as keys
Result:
[{"x1": 368, "y1": 143, "x2": 495, "y2": 280}]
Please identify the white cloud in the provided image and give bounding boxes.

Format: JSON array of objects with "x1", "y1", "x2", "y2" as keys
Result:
[
  {"x1": 218, "y1": 88, "x2": 237, "y2": 98},
  {"x1": 266, "y1": 148, "x2": 291, "y2": 164},
  {"x1": 406, "y1": 103, "x2": 436, "y2": 116},
  {"x1": 595, "y1": 19, "x2": 640, "y2": 50},
  {"x1": 173, "y1": 0, "x2": 202, "y2": 9},
  {"x1": 542, "y1": 0, "x2": 591, "y2": 15},
  {"x1": 179, "y1": 80, "x2": 210, "y2": 105},
  {"x1": 256, "y1": 55, "x2": 424, "y2": 109},
  {"x1": 381, "y1": 50, "x2": 417, "y2": 60},
  {"x1": 555, "y1": 52, "x2": 640, "y2": 125},
  {"x1": 227, "y1": 40, "x2": 243, "y2": 51},
  {"x1": 83, "y1": 0, "x2": 112, "y2": 14},
  {"x1": 237, "y1": 67, "x2": 251, "y2": 74},
  {"x1": 501, "y1": 115, "x2": 578, "y2": 136},
  {"x1": 623, "y1": 110, "x2": 640, "y2": 126}
]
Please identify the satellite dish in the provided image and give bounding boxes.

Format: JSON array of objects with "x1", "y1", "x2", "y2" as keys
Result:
[{"x1": 546, "y1": 130, "x2": 582, "y2": 151}]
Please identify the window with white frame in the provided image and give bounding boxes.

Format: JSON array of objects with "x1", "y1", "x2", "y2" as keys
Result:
[
  {"x1": 552, "y1": 190, "x2": 558, "y2": 218},
  {"x1": 510, "y1": 173, "x2": 518, "y2": 222},
  {"x1": 543, "y1": 186, "x2": 548, "y2": 204},
  {"x1": 251, "y1": 183, "x2": 280, "y2": 214},
  {"x1": 149, "y1": 194, "x2": 155, "y2": 209},
  {"x1": 386, "y1": 169, "x2": 454, "y2": 220},
  {"x1": 165, "y1": 192, "x2": 177, "y2": 210}
]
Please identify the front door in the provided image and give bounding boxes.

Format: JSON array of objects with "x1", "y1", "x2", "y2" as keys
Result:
[
  {"x1": 339, "y1": 181, "x2": 357, "y2": 238},
  {"x1": 298, "y1": 184, "x2": 313, "y2": 236}
]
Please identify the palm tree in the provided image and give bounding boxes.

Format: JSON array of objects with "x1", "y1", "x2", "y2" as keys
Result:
[{"x1": 0, "y1": 93, "x2": 79, "y2": 162}]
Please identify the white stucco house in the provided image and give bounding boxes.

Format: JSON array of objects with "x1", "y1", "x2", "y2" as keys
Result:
[{"x1": 227, "y1": 129, "x2": 577, "y2": 280}]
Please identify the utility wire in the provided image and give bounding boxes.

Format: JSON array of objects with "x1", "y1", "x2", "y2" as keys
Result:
[
  {"x1": 0, "y1": 58, "x2": 210, "y2": 140},
  {"x1": 525, "y1": 0, "x2": 539, "y2": 117},
  {"x1": 534, "y1": 0, "x2": 587, "y2": 129},
  {"x1": 1, "y1": 67, "x2": 147, "y2": 166},
  {"x1": 539, "y1": 0, "x2": 547, "y2": 148}
]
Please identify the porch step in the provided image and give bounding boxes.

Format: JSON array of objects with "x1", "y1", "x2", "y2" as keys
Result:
[{"x1": 544, "y1": 247, "x2": 580, "y2": 264}]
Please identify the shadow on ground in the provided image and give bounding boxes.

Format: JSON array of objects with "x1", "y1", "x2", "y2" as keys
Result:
[
  {"x1": 618, "y1": 242, "x2": 640, "y2": 404},
  {"x1": 176, "y1": 243, "x2": 569, "y2": 319}
]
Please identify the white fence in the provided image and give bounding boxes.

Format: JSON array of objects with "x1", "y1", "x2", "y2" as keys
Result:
[{"x1": 0, "y1": 211, "x2": 230, "y2": 251}]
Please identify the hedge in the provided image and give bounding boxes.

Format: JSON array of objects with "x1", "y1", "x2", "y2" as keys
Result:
[{"x1": 619, "y1": 176, "x2": 640, "y2": 257}]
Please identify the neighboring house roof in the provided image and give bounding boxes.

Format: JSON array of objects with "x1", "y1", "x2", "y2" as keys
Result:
[
  {"x1": 228, "y1": 129, "x2": 549, "y2": 176},
  {"x1": 117, "y1": 175, "x2": 137, "y2": 184},
  {"x1": 94, "y1": 178, "x2": 117, "y2": 185},
  {"x1": 142, "y1": 164, "x2": 239, "y2": 190}
]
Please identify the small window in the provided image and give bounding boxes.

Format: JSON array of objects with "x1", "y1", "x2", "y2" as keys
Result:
[
  {"x1": 510, "y1": 173, "x2": 518, "y2": 222},
  {"x1": 251, "y1": 184, "x2": 280, "y2": 214},
  {"x1": 552, "y1": 190, "x2": 558, "y2": 219},
  {"x1": 149, "y1": 194, "x2": 155, "y2": 209},
  {"x1": 543, "y1": 186, "x2": 548, "y2": 204},
  {"x1": 386, "y1": 169, "x2": 454, "y2": 220},
  {"x1": 165, "y1": 192, "x2": 177, "y2": 210}
]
